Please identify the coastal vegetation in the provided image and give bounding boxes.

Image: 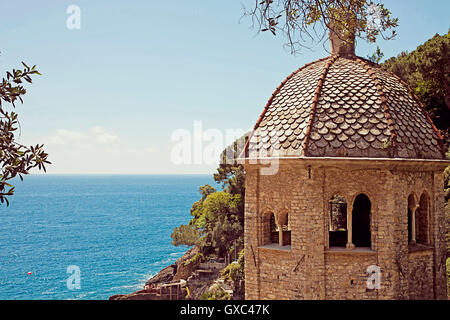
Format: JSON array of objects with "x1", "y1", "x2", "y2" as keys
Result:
[
  {"x1": 198, "y1": 286, "x2": 231, "y2": 301},
  {"x1": 0, "y1": 63, "x2": 50, "y2": 206},
  {"x1": 221, "y1": 249, "x2": 245, "y2": 282},
  {"x1": 171, "y1": 135, "x2": 248, "y2": 291}
]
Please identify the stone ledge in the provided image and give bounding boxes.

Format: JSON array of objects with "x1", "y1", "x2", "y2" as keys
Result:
[
  {"x1": 408, "y1": 244, "x2": 434, "y2": 254},
  {"x1": 258, "y1": 244, "x2": 292, "y2": 253},
  {"x1": 326, "y1": 247, "x2": 376, "y2": 255},
  {"x1": 239, "y1": 157, "x2": 450, "y2": 171}
]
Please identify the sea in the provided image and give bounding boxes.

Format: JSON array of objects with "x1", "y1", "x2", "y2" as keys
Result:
[{"x1": 0, "y1": 174, "x2": 215, "y2": 300}]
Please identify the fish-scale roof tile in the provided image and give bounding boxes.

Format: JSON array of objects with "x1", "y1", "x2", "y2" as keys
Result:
[{"x1": 246, "y1": 56, "x2": 445, "y2": 160}]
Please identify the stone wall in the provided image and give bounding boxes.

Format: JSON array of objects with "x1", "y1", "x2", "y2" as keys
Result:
[
  {"x1": 244, "y1": 159, "x2": 448, "y2": 300},
  {"x1": 325, "y1": 251, "x2": 378, "y2": 299},
  {"x1": 407, "y1": 249, "x2": 434, "y2": 299}
]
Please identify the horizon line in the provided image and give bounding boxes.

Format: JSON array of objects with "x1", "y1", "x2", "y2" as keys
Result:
[{"x1": 27, "y1": 172, "x2": 215, "y2": 176}]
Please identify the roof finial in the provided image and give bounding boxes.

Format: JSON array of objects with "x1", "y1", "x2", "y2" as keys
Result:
[{"x1": 328, "y1": 19, "x2": 356, "y2": 57}]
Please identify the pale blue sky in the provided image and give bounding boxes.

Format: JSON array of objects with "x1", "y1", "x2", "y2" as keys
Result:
[{"x1": 1, "y1": 1, "x2": 449, "y2": 174}]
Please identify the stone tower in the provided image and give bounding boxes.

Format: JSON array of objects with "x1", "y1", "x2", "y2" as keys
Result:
[{"x1": 240, "y1": 31, "x2": 449, "y2": 300}]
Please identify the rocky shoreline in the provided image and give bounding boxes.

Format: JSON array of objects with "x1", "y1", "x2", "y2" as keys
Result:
[
  {"x1": 109, "y1": 247, "x2": 197, "y2": 300},
  {"x1": 109, "y1": 247, "x2": 243, "y2": 300}
]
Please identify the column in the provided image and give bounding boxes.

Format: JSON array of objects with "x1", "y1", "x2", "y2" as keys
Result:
[
  {"x1": 279, "y1": 226, "x2": 284, "y2": 247},
  {"x1": 410, "y1": 205, "x2": 418, "y2": 245},
  {"x1": 346, "y1": 203, "x2": 355, "y2": 250}
]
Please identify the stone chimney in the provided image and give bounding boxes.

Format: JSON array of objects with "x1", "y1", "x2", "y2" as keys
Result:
[{"x1": 328, "y1": 21, "x2": 355, "y2": 56}]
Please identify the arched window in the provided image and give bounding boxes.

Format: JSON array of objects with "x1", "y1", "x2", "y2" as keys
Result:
[
  {"x1": 352, "y1": 194, "x2": 371, "y2": 248},
  {"x1": 329, "y1": 194, "x2": 347, "y2": 247},
  {"x1": 418, "y1": 192, "x2": 430, "y2": 245},
  {"x1": 262, "y1": 212, "x2": 291, "y2": 247}
]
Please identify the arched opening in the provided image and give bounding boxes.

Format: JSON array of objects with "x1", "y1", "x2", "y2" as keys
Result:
[
  {"x1": 418, "y1": 192, "x2": 430, "y2": 245},
  {"x1": 352, "y1": 194, "x2": 371, "y2": 248},
  {"x1": 262, "y1": 212, "x2": 290, "y2": 247},
  {"x1": 329, "y1": 194, "x2": 347, "y2": 248}
]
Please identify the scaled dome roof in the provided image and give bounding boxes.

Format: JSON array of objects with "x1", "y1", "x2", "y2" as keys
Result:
[{"x1": 246, "y1": 55, "x2": 445, "y2": 160}]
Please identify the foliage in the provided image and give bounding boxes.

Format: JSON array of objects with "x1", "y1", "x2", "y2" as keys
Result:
[
  {"x1": 171, "y1": 224, "x2": 202, "y2": 247},
  {"x1": 383, "y1": 30, "x2": 450, "y2": 141},
  {"x1": 171, "y1": 188, "x2": 244, "y2": 257},
  {"x1": 447, "y1": 257, "x2": 450, "y2": 299},
  {"x1": 367, "y1": 46, "x2": 384, "y2": 63},
  {"x1": 194, "y1": 192, "x2": 243, "y2": 257},
  {"x1": 221, "y1": 249, "x2": 245, "y2": 282},
  {"x1": 199, "y1": 285, "x2": 231, "y2": 300},
  {"x1": 189, "y1": 184, "x2": 217, "y2": 219},
  {"x1": 172, "y1": 186, "x2": 243, "y2": 256},
  {"x1": 0, "y1": 62, "x2": 50, "y2": 205},
  {"x1": 184, "y1": 252, "x2": 204, "y2": 267},
  {"x1": 214, "y1": 133, "x2": 248, "y2": 197},
  {"x1": 243, "y1": 0, "x2": 398, "y2": 54},
  {"x1": 446, "y1": 198, "x2": 449, "y2": 256}
]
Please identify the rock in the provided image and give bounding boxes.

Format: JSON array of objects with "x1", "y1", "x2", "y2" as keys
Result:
[
  {"x1": 146, "y1": 264, "x2": 176, "y2": 286},
  {"x1": 173, "y1": 247, "x2": 201, "y2": 281},
  {"x1": 109, "y1": 292, "x2": 163, "y2": 300},
  {"x1": 175, "y1": 246, "x2": 200, "y2": 266}
]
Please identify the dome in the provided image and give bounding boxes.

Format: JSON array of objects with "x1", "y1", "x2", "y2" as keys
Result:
[{"x1": 246, "y1": 55, "x2": 445, "y2": 160}]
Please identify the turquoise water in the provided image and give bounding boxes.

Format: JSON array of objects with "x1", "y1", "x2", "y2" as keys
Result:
[{"x1": 0, "y1": 174, "x2": 214, "y2": 300}]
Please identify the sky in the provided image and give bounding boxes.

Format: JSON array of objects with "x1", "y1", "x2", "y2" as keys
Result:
[{"x1": 1, "y1": 0, "x2": 449, "y2": 174}]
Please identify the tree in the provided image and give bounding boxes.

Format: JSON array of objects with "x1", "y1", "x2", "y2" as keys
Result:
[
  {"x1": 242, "y1": 0, "x2": 398, "y2": 54},
  {"x1": 214, "y1": 133, "x2": 248, "y2": 216},
  {"x1": 0, "y1": 62, "x2": 50, "y2": 206},
  {"x1": 383, "y1": 31, "x2": 450, "y2": 142},
  {"x1": 171, "y1": 224, "x2": 202, "y2": 247},
  {"x1": 171, "y1": 190, "x2": 243, "y2": 255},
  {"x1": 196, "y1": 192, "x2": 242, "y2": 256}
]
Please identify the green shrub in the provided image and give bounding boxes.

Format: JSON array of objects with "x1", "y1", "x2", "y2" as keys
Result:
[
  {"x1": 447, "y1": 258, "x2": 450, "y2": 299},
  {"x1": 184, "y1": 252, "x2": 204, "y2": 267},
  {"x1": 221, "y1": 249, "x2": 244, "y2": 281},
  {"x1": 199, "y1": 287, "x2": 230, "y2": 300}
]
